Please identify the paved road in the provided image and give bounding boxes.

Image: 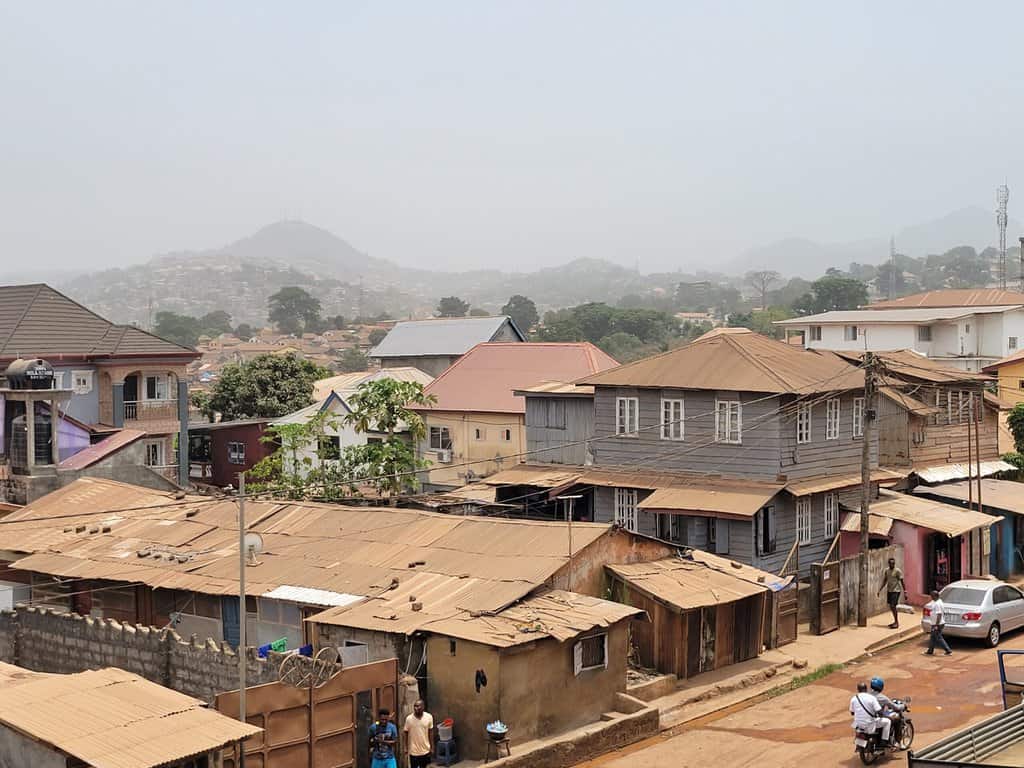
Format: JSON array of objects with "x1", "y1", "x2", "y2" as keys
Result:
[{"x1": 583, "y1": 629, "x2": 1024, "y2": 768}]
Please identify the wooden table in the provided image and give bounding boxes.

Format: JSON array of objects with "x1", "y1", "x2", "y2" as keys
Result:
[{"x1": 484, "y1": 737, "x2": 511, "y2": 763}]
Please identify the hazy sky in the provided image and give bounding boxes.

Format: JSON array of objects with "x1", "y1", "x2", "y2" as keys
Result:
[{"x1": 2, "y1": 2, "x2": 1023, "y2": 274}]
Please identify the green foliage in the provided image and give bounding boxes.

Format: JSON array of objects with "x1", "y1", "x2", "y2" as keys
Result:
[
  {"x1": 200, "y1": 310, "x2": 233, "y2": 335},
  {"x1": 1001, "y1": 452, "x2": 1024, "y2": 471},
  {"x1": 501, "y1": 294, "x2": 540, "y2": 332},
  {"x1": 344, "y1": 378, "x2": 435, "y2": 440},
  {"x1": 674, "y1": 282, "x2": 743, "y2": 315},
  {"x1": 468, "y1": 307, "x2": 490, "y2": 317},
  {"x1": 336, "y1": 347, "x2": 370, "y2": 373},
  {"x1": 767, "y1": 664, "x2": 844, "y2": 699},
  {"x1": 368, "y1": 328, "x2": 388, "y2": 346},
  {"x1": 234, "y1": 323, "x2": 255, "y2": 339},
  {"x1": 154, "y1": 310, "x2": 235, "y2": 347},
  {"x1": 596, "y1": 332, "x2": 661, "y2": 363},
  {"x1": 204, "y1": 353, "x2": 327, "y2": 421},
  {"x1": 436, "y1": 296, "x2": 470, "y2": 317},
  {"x1": 793, "y1": 276, "x2": 869, "y2": 314},
  {"x1": 268, "y1": 286, "x2": 322, "y2": 334},
  {"x1": 1008, "y1": 403, "x2": 1024, "y2": 453},
  {"x1": 327, "y1": 315, "x2": 347, "y2": 330},
  {"x1": 728, "y1": 307, "x2": 793, "y2": 339},
  {"x1": 537, "y1": 302, "x2": 686, "y2": 361}
]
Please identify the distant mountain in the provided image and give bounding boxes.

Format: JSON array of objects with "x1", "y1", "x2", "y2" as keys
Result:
[{"x1": 731, "y1": 206, "x2": 1024, "y2": 278}]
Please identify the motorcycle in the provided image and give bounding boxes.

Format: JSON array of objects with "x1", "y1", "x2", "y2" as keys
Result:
[{"x1": 854, "y1": 697, "x2": 915, "y2": 764}]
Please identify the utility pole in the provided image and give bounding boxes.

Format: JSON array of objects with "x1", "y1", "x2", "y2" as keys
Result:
[
  {"x1": 858, "y1": 353, "x2": 878, "y2": 627},
  {"x1": 237, "y1": 471, "x2": 247, "y2": 765},
  {"x1": 558, "y1": 494, "x2": 583, "y2": 592}
]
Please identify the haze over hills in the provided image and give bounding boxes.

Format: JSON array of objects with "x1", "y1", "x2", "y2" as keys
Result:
[{"x1": 9, "y1": 205, "x2": 1016, "y2": 328}]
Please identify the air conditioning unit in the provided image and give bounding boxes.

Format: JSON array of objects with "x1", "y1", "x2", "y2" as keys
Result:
[{"x1": 437, "y1": 449, "x2": 453, "y2": 464}]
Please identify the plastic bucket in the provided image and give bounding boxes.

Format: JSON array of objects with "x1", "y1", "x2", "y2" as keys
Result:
[{"x1": 438, "y1": 723, "x2": 454, "y2": 742}]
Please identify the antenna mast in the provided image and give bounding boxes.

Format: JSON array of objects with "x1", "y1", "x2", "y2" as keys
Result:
[
  {"x1": 888, "y1": 235, "x2": 896, "y2": 299},
  {"x1": 997, "y1": 184, "x2": 1009, "y2": 289}
]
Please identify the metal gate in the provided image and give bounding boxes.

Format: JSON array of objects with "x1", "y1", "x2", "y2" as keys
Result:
[
  {"x1": 216, "y1": 657, "x2": 399, "y2": 768},
  {"x1": 810, "y1": 561, "x2": 841, "y2": 635},
  {"x1": 774, "y1": 542, "x2": 799, "y2": 646}
]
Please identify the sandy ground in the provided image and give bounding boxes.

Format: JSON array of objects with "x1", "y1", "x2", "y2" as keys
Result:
[{"x1": 578, "y1": 630, "x2": 1024, "y2": 768}]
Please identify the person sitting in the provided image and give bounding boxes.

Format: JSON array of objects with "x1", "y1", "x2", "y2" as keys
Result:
[
  {"x1": 850, "y1": 682, "x2": 891, "y2": 745},
  {"x1": 870, "y1": 677, "x2": 900, "y2": 744}
]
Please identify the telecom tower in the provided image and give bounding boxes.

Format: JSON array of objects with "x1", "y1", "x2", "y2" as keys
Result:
[{"x1": 997, "y1": 185, "x2": 1009, "y2": 289}]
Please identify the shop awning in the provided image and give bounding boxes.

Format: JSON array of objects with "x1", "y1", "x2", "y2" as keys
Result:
[
  {"x1": 636, "y1": 484, "x2": 780, "y2": 518},
  {"x1": 866, "y1": 490, "x2": 1002, "y2": 537},
  {"x1": 879, "y1": 386, "x2": 940, "y2": 416},
  {"x1": 839, "y1": 512, "x2": 894, "y2": 537},
  {"x1": 914, "y1": 460, "x2": 1016, "y2": 484},
  {"x1": 786, "y1": 469, "x2": 906, "y2": 497}
]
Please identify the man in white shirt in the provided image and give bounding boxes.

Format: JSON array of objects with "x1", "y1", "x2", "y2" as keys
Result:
[
  {"x1": 924, "y1": 589, "x2": 953, "y2": 656},
  {"x1": 403, "y1": 700, "x2": 434, "y2": 768},
  {"x1": 850, "y1": 682, "x2": 891, "y2": 743}
]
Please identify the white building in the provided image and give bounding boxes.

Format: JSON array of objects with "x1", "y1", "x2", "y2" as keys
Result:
[{"x1": 776, "y1": 289, "x2": 1024, "y2": 372}]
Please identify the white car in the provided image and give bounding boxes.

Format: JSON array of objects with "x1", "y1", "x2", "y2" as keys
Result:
[{"x1": 921, "y1": 580, "x2": 1024, "y2": 647}]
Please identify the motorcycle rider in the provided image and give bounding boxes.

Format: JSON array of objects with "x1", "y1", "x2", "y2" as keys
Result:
[
  {"x1": 850, "y1": 681, "x2": 892, "y2": 745},
  {"x1": 870, "y1": 677, "x2": 901, "y2": 746}
]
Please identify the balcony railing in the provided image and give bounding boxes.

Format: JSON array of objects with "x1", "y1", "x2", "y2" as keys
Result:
[{"x1": 124, "y1": 399, "x2": 179, "y2": 422}]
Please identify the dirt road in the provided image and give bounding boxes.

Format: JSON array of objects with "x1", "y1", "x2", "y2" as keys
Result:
[{"x1": 580, "y1": 630, "x2": 1024, "y2": 768}]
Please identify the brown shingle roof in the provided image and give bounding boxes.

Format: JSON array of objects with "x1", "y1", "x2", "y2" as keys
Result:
[
  {"x1": 0, "y1": 284, "x2": 197, "y2": 360},
  {"x1": 578, "y1": 328, "x2": 864, "y2": 394},
  {"x1": 869, "y1": 289, "x2": 1024, "y2": 309},
  {"x1": 418, "y1": 342, "x2": 618, "y2": 414}
]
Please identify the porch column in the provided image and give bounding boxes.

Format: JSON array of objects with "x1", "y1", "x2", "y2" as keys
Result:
[
  {"x1": 25, "y1": 400, "x2": 35, "y2": 471},
  {"x1": 177, "y1": 378, "x2": 189, "y2": 487},
  {"x1": 50, "y1": 397, "x2": 61, "y2": 466},
  {"x1": 112, "y1": 382, "x2": 125, "y2": 428}
]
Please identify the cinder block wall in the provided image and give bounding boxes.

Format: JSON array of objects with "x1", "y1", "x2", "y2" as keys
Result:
[{"x1": 0, "y1": 607, "x2": 290, "y2": 702}]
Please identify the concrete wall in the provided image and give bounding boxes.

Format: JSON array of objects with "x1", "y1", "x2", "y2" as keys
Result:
[
  {"x1": 549, "y1": 529, "x2": 675, "y2": 598},
  {"x1": 419, "y1": 410, "x2": 525, "y2": 488},
  {"x1": 995, "y1": 360, "x2": 1024, "y2": 408},
  {"x1": 315, "y1": 623, "x2": 410, "y2": 666},
  {"x1": 52, "y1": 364, "x2": 100, "y2": 424},
  {"x1": 425, "y1": 635, "x2": 502, "y2": 760},
  {"x1": 0, "y1": 725, "x2": 66, "y2": 768}
]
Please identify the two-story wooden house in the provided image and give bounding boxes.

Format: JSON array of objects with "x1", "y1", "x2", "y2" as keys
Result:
[{"x1": 0, "y1": 284, "x2": 199, "y2": 502}]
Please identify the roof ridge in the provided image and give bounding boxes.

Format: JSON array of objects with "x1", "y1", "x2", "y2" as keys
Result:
[
  {"x1": 0, "y1": 284, "x2": 45, "y2": 356},
  {"x1": 720, "y1": 333, "x2": 794, "y2": 391}
]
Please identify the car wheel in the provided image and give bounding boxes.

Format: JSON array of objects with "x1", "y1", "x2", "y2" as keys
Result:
[{"x1": 987, "y1": 622, "x2": 1001, "y2": 648}]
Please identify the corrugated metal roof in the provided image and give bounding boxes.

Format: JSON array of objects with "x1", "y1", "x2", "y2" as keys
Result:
[
  {"x1": 983, "y1": 347, "x2": 1024, "y2": 371},
  {"x1": 913, "y1": 479, "x2": 1024, "y2": 516},
  {"x1": 515, "y1": 380, "x2": 596, "y2": 396},
  {"x1": 786, "y1": 469, "x2": 906, "y2": 497},
  {"x1": 607, "y1": 554, "x2": 780, "y2": 611},
  {"x1": 914, "y1": 460, "x2": 1016, "y2": 483},
  {"x1": 0, "y1": 666, "x2": 259, "y2": 768},
  {"x1": 879, "y1": 386, "x2": 940, "y2": 415},
  {"x1": 835, "y1": 350, "x2": 993, "y2": 384},
  {"x1": 480, "y1": 465, "x2": 583, "y2": 488},
  {"x1": 416, "y1": 588, "x2": 644, "y2": 648},
  {"x1": 418, "y1": 342, "x2": 618, "y2": 414},
  {"x1": 58, "y1": 429, "x2": 147, "y2": 470},
  {"x1": 637, "y1": 484, "x2": 779, "y2": 518},
  {"x1": 370, "y1": 316, "x2": 525, "y2": 358},
  {"x1": 0, "y1": 284, "x2": 199, "y2": 360},
  {"x1": 862, "y1": 490, "x2": 1001, "y2": 537},
  {"x1": 839, "y1": 511, "x2": 894, "y2": 537},
  {"x1": 577, "y1": 329, "x2": 864, "y2": 394},
  {"x1": 775, "y1": 306, "x2": 1021, "y2": 326},
  {"x1": 3, "y1": 477, "x2": 615, "y2": 632},
  {"x1": 313, "y1": 367, "x2": 434, "y2": 400},
  {"x1": 261, "y1": 585, "x2": 364, "y2": 607},
  {"x1": 869, "y1": 289, "x2": 1024, "y2": 309}
]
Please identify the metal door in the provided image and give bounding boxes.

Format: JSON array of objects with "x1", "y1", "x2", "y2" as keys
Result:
[
  {"x1": 775, "y1": 583, "x2": 798, "y2": 646},
  {"x1": 811, "y1": 561, "x2": 841, "y2": 635}
]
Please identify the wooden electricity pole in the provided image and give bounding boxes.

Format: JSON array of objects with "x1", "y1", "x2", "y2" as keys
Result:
[{"x1": 858, "y1": 353, "x2": 878, "y2": 627}]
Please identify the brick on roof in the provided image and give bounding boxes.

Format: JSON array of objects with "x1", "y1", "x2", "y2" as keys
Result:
[{"x1": 0, "y1": 284, "x2": 197, "y2": 360}]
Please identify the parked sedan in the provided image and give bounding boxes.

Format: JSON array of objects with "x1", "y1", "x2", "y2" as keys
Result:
[{"x1": 921, "y1": 580, "x2": 1024, "y2": 647}]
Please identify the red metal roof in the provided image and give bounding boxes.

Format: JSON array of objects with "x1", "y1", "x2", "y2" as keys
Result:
[
  {"x1": 418, "y1": 342, "x2": 618, "y2": 414},
  {"x1": 869, "y1": 289, "x2": 1024, "y2": 309},
  {"x1": 58, "y1": 429, "x2": 146, "y2": 470}
]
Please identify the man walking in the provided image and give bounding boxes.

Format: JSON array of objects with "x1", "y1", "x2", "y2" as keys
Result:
[
  {"x1": 369, "y1": 708, "x2": 398, "y2": 768},
  {"x1": 876, "y1": 557, "x2": 906, "y2": 629},
  {"x1": 403, "y1": 699, "x2": 434, "y2": 768},
  {"x1": 924, "y1": 589, "x2": 952, "y2": 656}
]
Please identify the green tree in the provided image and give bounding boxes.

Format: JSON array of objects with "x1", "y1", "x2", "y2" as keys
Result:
[
  {"x1": 793, "y1": 276, "x2": 868, "y2": 314},
  {"x1": 368, "y1": 328, "x2": 389, "y2": 347},
  {"x1": 234, "y1": 323, "x2": 255, "y2": 339},
  {"x1": 199, "y1": 310, "x2": 233, "y2": 336},
  {"x1": 501, "y1": 295, "x2": 540, "y2": 332},
  {"x1": 336, "y1": 347, "x2": 369, "y2": 372},
  {"x1": 468, "y1": 307, "x2": 490, "y2": 317},
  {"x1": 744, "y1": 270, "x2": 781, "y2": 309},
  {"x1": 268, "y1": 286, "x2": 322, "y2": 334},
  {"x1": 436, "y1": 296, "x2": 470, "y2": 317},
  {"x1": 328, "y1": 315, "x2": 347, "y2": 330},
  {"x1": 153, "y1": 311, "x2": 202, "y2": 347},
  {"x1": 1008, "y1": 403, "x2": 1024, "y2": 453},
  {"x1": 597, "y1": 332, "x2": 656, "y2": 363},
  {"x1": 203, "y1": 353, "x2": 327, "y2": 420}
]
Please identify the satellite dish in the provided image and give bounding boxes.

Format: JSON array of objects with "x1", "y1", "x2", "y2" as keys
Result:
[{"x1": 244, "y1": 532, "x2": 264, "y2": 565}]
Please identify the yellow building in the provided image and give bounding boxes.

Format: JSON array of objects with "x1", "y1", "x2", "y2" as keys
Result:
[
  {"x1": 983, "y1": 350, "x2": 1024, "y2": 452},
  {"x1": 414, "y1": 342, "x2": 618, "y2": 489}
]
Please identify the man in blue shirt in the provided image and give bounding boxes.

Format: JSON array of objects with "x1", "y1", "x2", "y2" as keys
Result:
[{"x1": 369, "y1": 708, "x2": 398, "y2": 768}]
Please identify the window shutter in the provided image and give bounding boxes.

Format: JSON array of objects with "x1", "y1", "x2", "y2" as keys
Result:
[
  {"x1": 767, "y1": 507, "x2": 777, "y2": 551},
  {"x1": 573, "y1": 641, "x2": 583, "y2": 676},
  {"x1": 755, "y1": 511, "x2": 763, "y2": 556},
  {"x1": 714, "y1": 401, "x2": 721, "y2": 440},
  {"x1": 603, "y1": 633, "x2": 609, "y2": 670},
  {"x1": 717, "y1": 519, "x2": 730, "y2": 554}
]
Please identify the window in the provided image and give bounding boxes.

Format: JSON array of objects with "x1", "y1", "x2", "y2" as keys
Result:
[
  {"x1": 145, "y1": 374, "x2": 170, "y2": 400},
  {"x1": 573, "y1": 633, "x2": 608, "y2": 675},
  {"x1": 143, "y1": 440, "x2": 164, "y2": 467},
  {"x1": 501, "y1": 428, "x2": 512, "y2": 442},
  {"x1": 71, "y1": 370, "x2": 93, "y2": 395},
  {"x1": 317, "y1": 435, "x2": 340, "y2": 461},
  {"x1": 657, "y1": 514, "x2": 685, "y2": 544},
  {"x1": 660, "y1": 398, "x2": 684, "y2": 440},
  {"x1": 825, "y1": 398, "x2": 840, "y2": 440},
  {"x1": 917, "y1": 326, "x2": 932, "y2": 342},
  {"x1": 796, "y1": 403, "x2": 812, "y2": 444},
  {"x1": 1010, "y1": 336, "x2": 1019, "y2": 351},
  {"x1": 715, "y1": 400, "x2": 742, "y2": 444},
  {"x1": 853, "y1": 397, "x2": 864, "y2": 438},
  {"x1": 709, "y1": 517, "x2": 730, "y2": 554},
  {"x1": 429, "y1": 426, "x2": 452, "y2": 451},
  {"x1": 796, "y1": 497, "x2": 811, "y2": 545},
  {"x1": 616, "y1": 397, "x2": 639, "y2": 435},
  {"x1": 965, "y1": 323, "x2": 971, "y2": 334},
  {"x1": 227, "y1": 441, "x2": 246, "y2": 465},
  {"x1": 824, "y1": 493, "x2": 838, "y2": 538},
  {"x1": 474, "y1": 428, "x2": 484, "y2": 440},
  {"x1": 844, "y1": 325, "x2": 858, "y2": 341},
  {"x1": 756, "y1": 506, "x2": 776, "y2": 556},
  {"x1": 810, "y1": 326, "x2": 822, "y2": 341},
  {"x1": 613, "y1": 488, "x2": 638, "y2": 533}
]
